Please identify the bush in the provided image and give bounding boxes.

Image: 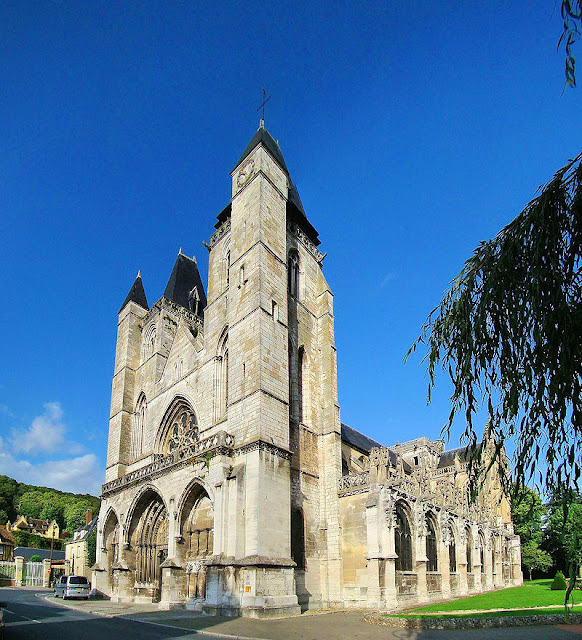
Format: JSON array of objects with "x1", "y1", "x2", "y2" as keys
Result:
[
  {"x1": 550, "y1": 571, "x2": 568, "y2": 590},
  {"x1": 12, "y1": 530, "x2": 63, "y2": 551},
  {"x1": 29, "y1": 555, "x2": 41, "y2": 563}
]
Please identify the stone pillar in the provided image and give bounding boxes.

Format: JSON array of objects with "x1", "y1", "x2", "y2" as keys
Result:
[
  {"x1": 381, "y1": 498, "x2": 398, "y2": 609},
  {"x1": 439, "y1": 538, "x2": 451, "y2": 598},
  {"x1": 64, "y1": 559, "x2": 71, "y2": 575},
  {"x1": 493, "y1": 536, "x2": 503, "y2": 588},
  {"x1": 15, "y1": 556, "x2": 24, "y2": 586},
  {"x1": 414, "y1": 511, "x2": 428, "y2": 603},
  {"x1": 42, "y1": 558, "x2": 51, "y2": 588},
  {"x1": 457, "y1": 527, "x2": 469, "y2": 595},
  {"x1": 510, "y1": 537, "x2": 522, "y2": 586},
  {"x1": 365, "y1": 491, "x2": 382, "y2": 609},
  {"x1": 159, "y1": 560, "x2": 186, "y2": 609}
]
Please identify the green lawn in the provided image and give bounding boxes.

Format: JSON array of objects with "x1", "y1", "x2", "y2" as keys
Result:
[
  {"x1": 396, "y1": 606, "x2": 582, "y2": 619},
  {"x1": 405, "y1": 580, "x2": 578, "y2": 614}
]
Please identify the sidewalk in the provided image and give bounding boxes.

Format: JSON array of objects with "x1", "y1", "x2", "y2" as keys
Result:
[{"x1": 41, "y1": 592, "x2": 582, "y2": 640}]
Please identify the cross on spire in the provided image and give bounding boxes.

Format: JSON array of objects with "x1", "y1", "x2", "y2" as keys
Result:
[{"x1": 257, "y1": 86, "x2": 271, "y2": 127}]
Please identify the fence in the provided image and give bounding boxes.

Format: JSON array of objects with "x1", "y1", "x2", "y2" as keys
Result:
[
  {"x1": 0, "y1": 560, "x2": 16, "y2": 585},
  {"x1": 23, "y1": 561, "x2": 44, "y2": 587}
]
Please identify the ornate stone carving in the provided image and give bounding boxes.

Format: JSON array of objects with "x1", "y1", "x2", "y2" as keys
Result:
[
  {"x1": 101, "y1": 430, "x2": 235, "y2": 497},
  {"x1": 208, "y1": 219, "x2": 231, "y2": 248},
  {"x1": 384, "y1": 491, "x2": 397, "y2": 528},
  {"x1": 287, "y1": 221, "x2": 324, "y2": 262},
  {"x1": 338, "y1": 471, "x2": 370, "y2": 492},
  {"x1": 165, "y1": 409, "x2": 199, "y2": 453}
]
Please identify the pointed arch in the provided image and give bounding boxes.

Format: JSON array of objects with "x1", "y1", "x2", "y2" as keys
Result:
[
  {"x1": 214, "y1": 328, "x2": 229, "y2": 421},
  {"x1": 395, "y1": 500, "x2": 413, "y2": 572},
  {"x1": 131, "y1": 393, "x2": 147, "y2": 460},
  {"x1": 426, "y1": 511, "x2": 438, "y2": 572},
  {"x1": 288, "y1": 249, "x2": 300, "y2": 298},
  {"x1": 154, "y1": 396, "x2": 199, "y2": 455},
  {"x1": 127, "y1": 486, "x2": 168, "y2": 594}
]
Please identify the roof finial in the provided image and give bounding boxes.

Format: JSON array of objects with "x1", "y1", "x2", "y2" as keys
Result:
[
  {"x1": 257, "y1": 86, "x2": 271, "y2": 128},
  {"x1": 179, "y1": 247, "x2": 183, "y2": 255},
  {"x1": 137, "y1": 270, "x2": 141, "y2": 278}
]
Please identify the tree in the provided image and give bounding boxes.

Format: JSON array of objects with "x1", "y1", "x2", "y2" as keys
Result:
[
  {"x1": 511, "y1": 485, "x2": 551, "y2": 579},
  {"x1": 560, "y1": 1, "x2": 582, "y2": 89},
  {"x1": 407, "y1": 151, "x2": 582, "y2": 496},
  {"x1": 521, "y1": 542, "x2": 553, "y2": 581}
]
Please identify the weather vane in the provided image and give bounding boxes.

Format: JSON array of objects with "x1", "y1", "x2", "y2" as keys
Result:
[{"x1": 257, "y1": 86, "x2": 271, "y2": 125}]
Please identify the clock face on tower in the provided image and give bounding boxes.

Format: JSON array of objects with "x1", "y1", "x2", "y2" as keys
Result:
[{"x1": 236, "y1": 159, "x2": 255, "y2": 190}]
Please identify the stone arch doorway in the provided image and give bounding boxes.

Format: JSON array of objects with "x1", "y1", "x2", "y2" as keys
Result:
[
  {"x1": 179, "y1": 484, "x2": 214, "y2": 602},
  {"x1": 129, "y1": 489, "x2": 168, "y2": 602},
  {"x1": 102, "y1": 509, "x2": 120, "y2": 593}
]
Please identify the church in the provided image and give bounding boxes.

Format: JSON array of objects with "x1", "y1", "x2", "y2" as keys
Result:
[{"x1": 93, "y1": 122, "x2": 522, "y2": 616}]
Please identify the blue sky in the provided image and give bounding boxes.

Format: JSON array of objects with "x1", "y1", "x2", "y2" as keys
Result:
[{"x1": 0, "y1": 1, "x2": 579, "y2": 496}]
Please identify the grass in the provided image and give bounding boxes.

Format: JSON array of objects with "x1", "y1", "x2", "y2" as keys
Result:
[
  {"x1": 394, "y1": 606, "x2": 582, "y2": 619},
  {"x1": 385, "y1": 580, "x2": 581, "y2": 618}
]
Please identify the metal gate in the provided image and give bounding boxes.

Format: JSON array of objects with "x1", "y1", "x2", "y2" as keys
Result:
[
  {"x1": 0, "y1": 560, "x2": 15, "y2": 583},
  {"x1": 23, "y1": 561, "x2": 43, "y2": 586}
]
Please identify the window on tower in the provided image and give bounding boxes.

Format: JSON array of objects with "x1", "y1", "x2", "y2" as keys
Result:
[{"x1": 288, "y1": 251, "x2": 299, "y2": 298}]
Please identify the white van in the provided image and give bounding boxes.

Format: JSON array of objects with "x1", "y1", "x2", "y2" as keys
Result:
[{"x1": 54, "y1": 575, "x2": 90, "y2": 599}]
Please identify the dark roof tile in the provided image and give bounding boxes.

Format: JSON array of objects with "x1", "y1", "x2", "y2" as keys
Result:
[{"x1": 120, "y1": 273, "x2": 149, "y2": 313}]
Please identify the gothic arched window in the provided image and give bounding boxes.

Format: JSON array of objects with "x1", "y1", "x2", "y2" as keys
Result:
[
  {"x1": 288, "y1": 251, "x2": 299, "y2": 298},
  {"x1": 426, "y1": 515, "x2": 438, "y2": 572},
  {"x1": 395, "y1": 503, "x2": 413, "y2": 571},
  {"x1": 479, "y1": 532, "x2": 485, "y2": 570},
  {"x1": 215, "y1": 332, "x2": 229, "y2": 421},
  {"x1": 131, "y1": 394, "x2": 147, "y2": 460}
]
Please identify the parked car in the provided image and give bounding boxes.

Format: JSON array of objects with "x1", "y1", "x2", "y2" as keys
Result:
[{"x1": 54, "y1": 575, "x2": 90, "y2": 599}]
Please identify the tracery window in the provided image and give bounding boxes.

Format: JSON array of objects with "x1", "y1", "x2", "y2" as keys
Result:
[
  {"x1": 288, "y1": 251, "x2": 299, "y2": 298},
  {"x1": 131, "y1": 394, "x2": 147, "y2": 460},
  {"x1": 426, "y1": 515, "x2": 438, "y2": 572},
  {"x1": 162, "y1": 408, "x2": 199, "y2": 454},
  {"x1": 215, "y1": 333, "x2": 229, "y2": 421},
  {"x1": 395, "y1": 503, "x2": 413, "y2": 571}
]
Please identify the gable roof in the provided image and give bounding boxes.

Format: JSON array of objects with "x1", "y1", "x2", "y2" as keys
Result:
[
  {"x1": 163, "y1": 252, "x2": 207, "y2": 317},
  {"x1": 0, "y1": 527, "x2": 15, "y2": 545},
  {"x1": 437, "y1": 442, "x2": 483, "y2": 469},
  {"x1": 120, "y1": 272, "x2": 149, "y2": 313}
]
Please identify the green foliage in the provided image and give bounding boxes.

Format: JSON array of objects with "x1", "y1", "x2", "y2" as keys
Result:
[
  {"x1": 521, "y1": 542, "x2": 553, "y2": 581},
  {"x1": 87, "y1": 527, "x2": 97, "y2": 568},
  {"x1": 551, "y1": 571, "x2": 568, "y2": 590},
  {"x1": 29, "y1": 555, "x2": 41, "y2": 563},
  {"x1": 407, "y1": 152, "x2": 582, "y2": 495},
  {"x1": 559, "y1": 1, "x2": 582, "y2": 89},
  {"x1": 12, "y1": 530, "x2": 63, "y2": 551},
  {"x1": 0, "y1": 474, "x2": 100, "y2": 535}
]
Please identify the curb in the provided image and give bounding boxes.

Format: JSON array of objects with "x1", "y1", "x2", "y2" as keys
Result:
[
  {"x1": 365, "y1": 611, "x2": 582, "y2": 629},
  {"x1": 40, "y1": 594, "x2": 263, "y2": 640}
]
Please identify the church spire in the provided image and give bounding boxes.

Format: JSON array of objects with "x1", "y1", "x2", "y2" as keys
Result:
[
  {"x1": 162, "y1": 252, "x2": 207, "y2": 317},
  {"x1": 119, "y1": 271, "x2": 149, "y2": 313}
]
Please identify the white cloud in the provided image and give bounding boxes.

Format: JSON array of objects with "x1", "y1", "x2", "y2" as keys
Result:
[
  {"x1": 0, "y1": 449, "x2": 103, "y2": 496},
  {"x1": 10, "y1": 402, "x2": 85, "y2": 456},
  {"x1": 380, "y1": 272, "x2": 397, "y2": 288}
]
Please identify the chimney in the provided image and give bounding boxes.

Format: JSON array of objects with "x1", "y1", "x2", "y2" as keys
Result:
[{"x1": 86, "y1": 509, "x2": 92, "y2": 526}]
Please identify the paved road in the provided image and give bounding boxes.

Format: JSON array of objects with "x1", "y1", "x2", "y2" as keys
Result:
[
  {"x1": 2, "y1": 587, "x2": 582, "y2": 640},
  {"x1": 0, "y1": 588, "x2": 194, "y2": 640}
]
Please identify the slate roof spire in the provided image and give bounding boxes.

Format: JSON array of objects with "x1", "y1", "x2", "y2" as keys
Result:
[
  {"x1": 231, "y1": 123, "x2": 321, "y2": 247},
  {"x1": 119, "y1": 271, "x2": 149, "y2": 313},
  {"x1": 163, "y1": 251, "x2": 207, "y2": 317}
]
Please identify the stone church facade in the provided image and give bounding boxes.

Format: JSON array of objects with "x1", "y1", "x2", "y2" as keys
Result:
[{"x1": 93, "y1": 123, "x2": 522, "y2": 615}]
